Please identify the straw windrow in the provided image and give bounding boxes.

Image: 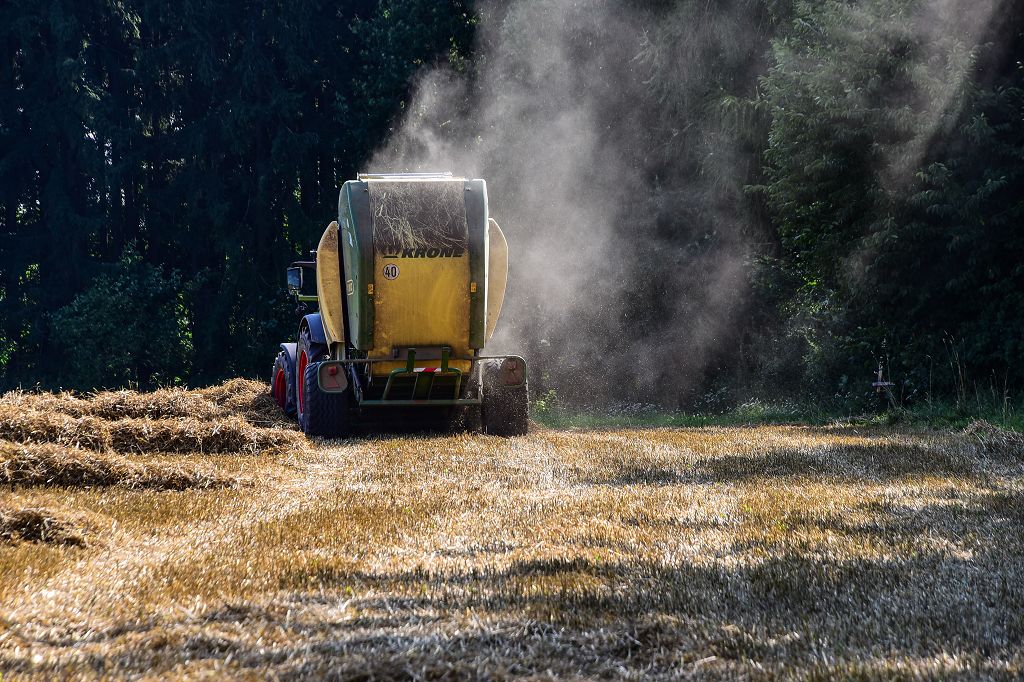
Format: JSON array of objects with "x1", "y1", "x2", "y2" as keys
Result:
[
  {"x1": 0, "y1": 440, "x2": 239, "y2": 490},
  {"x1": 0, "y1": 379, "x2": 303, "y2": 457}
]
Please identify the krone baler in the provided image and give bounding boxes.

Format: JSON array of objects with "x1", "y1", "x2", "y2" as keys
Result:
[{"x1": 271, "y1": 173, "x2": 528, "y2": 437}]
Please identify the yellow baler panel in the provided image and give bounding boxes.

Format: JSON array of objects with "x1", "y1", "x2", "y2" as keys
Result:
[
  {"x1": 369, "y1": 254, "x2": 473, "y2": 375},
  {"x1": 316, "y1": 221, "x2": 345, "y2": 349},
  {"x1": 486, "y1": 218, "x2": 508, "y2": 341},
  {"x1": 366, "y1": 179, "x2": 474, "y2": 375}
]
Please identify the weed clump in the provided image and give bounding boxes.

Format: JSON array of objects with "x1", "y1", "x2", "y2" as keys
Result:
[{"x1": 963, "y1": 420, "x2": 1024, "y2": 456}]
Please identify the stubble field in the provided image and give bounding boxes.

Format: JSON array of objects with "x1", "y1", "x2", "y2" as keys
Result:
[{"x1": 0, "y1": 380, "x2": 1022, "y2": 679}]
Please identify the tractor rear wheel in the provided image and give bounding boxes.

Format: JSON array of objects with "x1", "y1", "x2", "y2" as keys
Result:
[
  {"x1": 271, "y1": 351, "x2": 296, "y2": 417},
  {"x1": 481, "y1": 360, "x2": 529, "y2": 436},
  {"x1": 295, "y1": 325, "x2": 328, "y2": 421}
]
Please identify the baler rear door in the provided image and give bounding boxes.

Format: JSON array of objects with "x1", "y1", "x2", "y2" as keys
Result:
[{"x1": 366, "y1": 179, "x2": 473, "y2": 375}]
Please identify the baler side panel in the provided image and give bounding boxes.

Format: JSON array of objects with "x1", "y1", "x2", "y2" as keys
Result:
[
  {"x1": 340, "y1": 181, "x2": 375, "y2": 350},
  {"x1": 486, "y1": 218, "x2": 508, "y2": 341},
  {"x1": 315, "y1": 221, "x2": 345, "y2": 349},
  {"x1": 465, "y1": 179, "x2": 488, "y2": 349}
]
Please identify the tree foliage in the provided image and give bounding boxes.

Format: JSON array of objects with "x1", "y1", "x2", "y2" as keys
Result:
[
  {"x1": 757, "y1": 0, "x2": 1024, "y2": 401},
  {"x1": 0, "y1": 0, "x2": 474, "y2": 390},
  {"x1": 49, "y1": 246, "x2": 192, "y2": 389}
]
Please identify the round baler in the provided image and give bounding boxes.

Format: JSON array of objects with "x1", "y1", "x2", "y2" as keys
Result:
[{"x1": 270, "y1": 173, "x2": 528, "y2": 437}]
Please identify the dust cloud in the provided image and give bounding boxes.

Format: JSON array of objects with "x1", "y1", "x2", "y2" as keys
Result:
[
  {"x1": 369, "y1": 0, "x2": 1006, "y2": 409},
  {"x1": 370, "y1": 0, "x2": 761, "y2": 408}
]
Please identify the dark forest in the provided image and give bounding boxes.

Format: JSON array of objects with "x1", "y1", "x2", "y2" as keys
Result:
[{"x1": 2, "y1": 0, "x2": 1022, "y2": 414}]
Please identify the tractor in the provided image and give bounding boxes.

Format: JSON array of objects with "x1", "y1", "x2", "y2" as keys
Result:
[{"x1": 271, "y1": 173, "x2": 529, "y2": 437}]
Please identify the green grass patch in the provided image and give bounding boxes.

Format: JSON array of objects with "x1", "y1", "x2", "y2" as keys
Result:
[{"x1": 532, "y1": 395, "x2": 1024, "y2": 433}]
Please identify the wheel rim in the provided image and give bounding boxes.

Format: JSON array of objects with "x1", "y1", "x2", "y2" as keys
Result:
[
  {"x1": 274, "y1": 369, "x2": 287, "y2": 410},
  {"x1": 297, "y1": 350, "x2": 308, "y2": 415}
]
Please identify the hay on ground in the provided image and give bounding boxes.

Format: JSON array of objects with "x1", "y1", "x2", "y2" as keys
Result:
[
  {"x1": 963, "y1": 419, "x2": 1024, "y2": 456},
  {"x1": 105, "y1": 416, "x2": 303, "y2": 455},
  {"x1": 0, "y1": 408, "x2": 112, "y2": 450},
  {"x1": 0, "y1": 440, "x2": 239, "y2": 490},
  {"x1": 85, "y1": 387, "x2": 226, "y2": 421},
  {"x1": 197, "y1": 379, "x2": 296, "y2": 427},
  {"x1": 0, "y1": 390, "x2": 89, "y2": 416},
  {"x1": 0, "y1": 379, "x2": 279, "y2": 423},
  {"x1": 0, "y1": 506, "x2": 90, "y2": 547},
  {"x1": 0, "y1": 409, "x2": 302, "y2": 456},
  {"x1": 0, "y1": 379, "x2": 302, "y2": 457}
]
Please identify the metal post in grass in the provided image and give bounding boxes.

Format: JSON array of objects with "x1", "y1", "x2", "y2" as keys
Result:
[{"x1": 873, "y1": 360, "x2": 896, "y2": 411}]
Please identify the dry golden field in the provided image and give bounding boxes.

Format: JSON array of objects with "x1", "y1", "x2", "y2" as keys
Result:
[{"x1": 1, "y1": 381, "x2": 1022, "y2": 680}]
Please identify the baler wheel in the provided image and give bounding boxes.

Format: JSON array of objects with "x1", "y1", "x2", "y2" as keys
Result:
[
  {"x1": 295, "y1": 325, "x2": 351, "y2": 437},
  {"x1": 298, "y1": 361, "x2": 352, "y2": 437},
  {"x1": 481, "y1": 360, "x2": 529, "y2": 436}
]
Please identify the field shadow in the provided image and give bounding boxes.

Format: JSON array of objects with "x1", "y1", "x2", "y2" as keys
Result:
[
  {"x1": 5, "y1": 488, "x2": 1022, "y2": 678},
  {"x1": 588, "y1": 435, "x2": 1017, "y2": 487}
]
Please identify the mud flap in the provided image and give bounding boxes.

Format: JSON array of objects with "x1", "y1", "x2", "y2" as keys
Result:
[{"x1": 317, "y1": 361, "x2": 349, "y2": 393}]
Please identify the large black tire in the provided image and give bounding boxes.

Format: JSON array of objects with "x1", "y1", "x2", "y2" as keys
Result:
[
  {"x1": 271, "y1": 351, "x2": 296, "y2": 417},
  {"x1": 481, "y1": 360, "x2": 529, "y2": 436},
  {"x1": 295, "y1": 325, "x2": 352, "y2": 437},
  {"x1": 298, "y1": 360, "x2": 352, "y2": 437}
]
